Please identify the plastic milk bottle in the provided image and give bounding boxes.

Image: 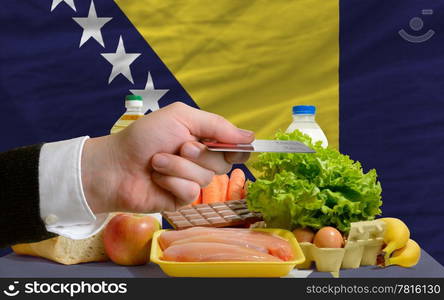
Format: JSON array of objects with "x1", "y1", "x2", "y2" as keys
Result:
[{"x1": 286, "y1": 105, "x2": 328, "y2": 148}]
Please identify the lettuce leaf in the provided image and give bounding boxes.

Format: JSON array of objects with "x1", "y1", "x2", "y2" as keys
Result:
[{"x1": 246, "y1": 130, "x2": 382, "y2": 232}]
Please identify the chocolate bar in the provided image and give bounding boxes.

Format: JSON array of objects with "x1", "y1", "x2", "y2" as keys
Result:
[{"x1": 162, "y1": 199, "x2": 263, "y2": 230}]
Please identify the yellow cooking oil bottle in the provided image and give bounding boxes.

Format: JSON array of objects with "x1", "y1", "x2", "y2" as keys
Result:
[{"x1": 110, "y1": 95, "x2": 144, "y2": 134}]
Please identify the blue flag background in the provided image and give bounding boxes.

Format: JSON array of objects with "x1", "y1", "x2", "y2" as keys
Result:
[
  {"x1": 0, "y1": 0, "x2": 197, "y2": 151},
  {"x1": 340, "y1": 0, "x2": 444, "y2": 264}
]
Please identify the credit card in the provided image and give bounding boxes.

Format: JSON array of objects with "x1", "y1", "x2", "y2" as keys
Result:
[{"x1": 203, "y1": 140, "x2": 315, "y2": 153}]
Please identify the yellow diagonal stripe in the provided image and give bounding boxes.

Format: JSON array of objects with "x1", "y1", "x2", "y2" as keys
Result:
[{"x1": 116, "y1": 0, "x2": 339, "y2": 150}]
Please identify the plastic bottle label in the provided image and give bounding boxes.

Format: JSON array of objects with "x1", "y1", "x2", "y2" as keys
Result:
[{"x1": 120, "y1": 115, "x2": 142, "y2": 121}]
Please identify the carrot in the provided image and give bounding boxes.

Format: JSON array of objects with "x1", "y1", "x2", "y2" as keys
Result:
[
  {"x1": 227, "y1": 168, "x2": 246, "y2": 201},
  {"x1": 241, "y1": 180, "x2": 248, "y2": 199},
  {"x1": 191, "y1": 190, "x2": 202, "y2": 206},
  {"x1": 202, "y1": 174, "x2": 229, "y2": 204}
]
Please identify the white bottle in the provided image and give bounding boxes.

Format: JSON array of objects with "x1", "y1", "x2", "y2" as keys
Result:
[
  {"x1": 286, "y1": 105, "x2": 328, "y2": 148},
  {"x1": 110, "y1": 95, "x2": 144, "y2": 135}
]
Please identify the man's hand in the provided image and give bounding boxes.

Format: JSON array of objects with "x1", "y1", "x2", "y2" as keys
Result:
[{"x1": 81, "y1": 102, "x2": 253, "y2": 213}]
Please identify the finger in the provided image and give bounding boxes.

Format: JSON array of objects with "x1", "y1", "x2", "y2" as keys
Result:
[
  {"x1": 152, "y1": 153, "x2": 214, "y2": 187},
  {"x1": 180, "y1": 141, "x2": 232, "y2": 175},
  {"x1": 167, "y1": 102, "x2": 255, "y2": 143},
  {"x1": 151, "y1": 172, "x2": 201, "y2": 208},
  {"x1": 115, "y1": 177, "x2": 178, "y2": 213},
  {"x1": 224, "y1": 152, "x2": 251, "y2": 164}
]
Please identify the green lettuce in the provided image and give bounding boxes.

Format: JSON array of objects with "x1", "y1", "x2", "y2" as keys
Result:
[{"x1": 246, "y1": 130, "x2": 382, "y2": 232}]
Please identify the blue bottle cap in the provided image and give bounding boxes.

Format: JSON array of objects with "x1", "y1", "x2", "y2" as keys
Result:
[{"x1": 292, "y1": 105, "x2": 316, "y2": 115}]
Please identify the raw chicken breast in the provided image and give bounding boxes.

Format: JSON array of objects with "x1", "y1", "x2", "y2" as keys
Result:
[
  {"x1": 162, "y1": 242, "x2": 283, "y2": 262},
  {"x1": 159, "y1": 227, "x2": 294, "y2": 261},
  {"x1": 170, "y1": 234, "x2": 268, "y2": 253},
  {"x1": 158, "y1": 227, "x2": 244, "y2": 249}
]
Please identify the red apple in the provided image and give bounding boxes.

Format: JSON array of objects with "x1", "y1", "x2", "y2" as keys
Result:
[{"x1": 103, "y1": 213, "x2": 160, "y2": 265}]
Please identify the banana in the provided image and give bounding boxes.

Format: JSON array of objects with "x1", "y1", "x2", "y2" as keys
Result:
[
  {"x1": 380, "y1": 218, "x2": 410, "y2": 262},
  {"x1": 386, "y1": 239, "x2": 421, "y2": 267}
]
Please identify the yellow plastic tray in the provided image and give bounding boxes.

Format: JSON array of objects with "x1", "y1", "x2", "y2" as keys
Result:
[{"x1": 150, "y1": 228, "x2": 305, "y2": 277}]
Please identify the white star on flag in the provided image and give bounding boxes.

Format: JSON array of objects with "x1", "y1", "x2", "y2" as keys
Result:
[
  {"x1": 101, "y1": 36, "x2": 141, "y2": 84},
  {"x1": 51, "y1": 0, "x2": 76, "y2": 12},
  {"x1": 72, "y1": 1, "x2": 112, "y2": 48},
  {"x1": 130, "y1": 72, "x2": 169, "y2": 113}
]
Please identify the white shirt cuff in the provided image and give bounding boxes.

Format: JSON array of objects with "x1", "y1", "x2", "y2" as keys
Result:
[{"x1": 39, "y1": 136, "x2": 109, "y2": 239}]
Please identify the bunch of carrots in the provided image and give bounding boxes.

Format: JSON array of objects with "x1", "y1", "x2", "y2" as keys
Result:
[{"x1": 192, "y1": 168, "x2": 247, "y2": 205}]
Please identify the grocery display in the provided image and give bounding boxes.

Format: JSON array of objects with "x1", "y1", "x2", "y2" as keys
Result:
[
  {"x1": 242, "y1": 130, "x2": 421, "y2": 274},
  {"x1": 157, "y1": 127, "x2": 422, "y2": 275},
  {"x1": 7, "y1": 128, "x2": 426, "y2": 277}
]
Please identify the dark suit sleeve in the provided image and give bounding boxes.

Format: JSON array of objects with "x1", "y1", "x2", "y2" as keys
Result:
[{"x1": 0, "y1": 144, "x2": 56, "y2": 247}]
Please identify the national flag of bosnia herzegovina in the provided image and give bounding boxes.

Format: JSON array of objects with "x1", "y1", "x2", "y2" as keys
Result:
[{"x1": 0, "y1": 1, "x2": 443, "y2": 264}]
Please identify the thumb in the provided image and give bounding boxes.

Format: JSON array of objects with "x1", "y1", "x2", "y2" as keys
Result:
[{"x1": 170, "y1": 102, "x2": 255, "y2": 144}]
